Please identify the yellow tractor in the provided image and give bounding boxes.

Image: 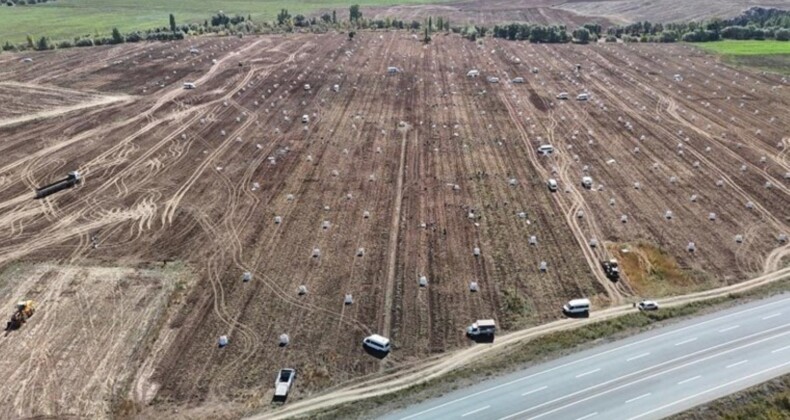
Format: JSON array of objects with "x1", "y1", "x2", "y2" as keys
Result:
[{"x1": 6, "y1": 300, "x2": 35, "y2": 331}]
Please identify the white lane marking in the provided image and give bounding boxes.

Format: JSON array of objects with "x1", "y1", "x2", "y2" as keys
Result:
[
  {"x1": 629, "y1": 360, "x2": 790, "y2": 419},
  {"x1": 625, "y1": 393, "x2": 651, "y2": 404},
  {"x1": 772, "y1": 344, "x2": 790, "y2": 353},
  {"x1": 626, "y1": 352, "x2": 650, "y2": 362},
  {"x1": 718, "y1": 325, "x2": 739, "y2": 333},
  {"x1": 522, "y1": 386, "x2": 548, "y2": 396},
  {"x1": 677, "y1": 375, "x2": 701, "y2": 385},
  {"x1": 397, "y1": 298, "x2": 790, "y2": 420},
  {"x1": 498, "y1": 325, "x2": 790, "y2": 420},
  {"x1": 762, "y1": 313, "x2": 782, "y2": 320},
  {"x1": 575, "y1": 368, "x2": 601, "y2": 378},
  {"x1": 575, "y1": 413, "x2": 597, "y2": 420},
  {"x1": 675, "y1": 337, "x2": 698, "y2": 346},
  {"x1": 461, "y1": 406, "x2": 490, "y2": 417},
  {"x1": 726, "y1": 360, "x2": 748, "y2": 369}
]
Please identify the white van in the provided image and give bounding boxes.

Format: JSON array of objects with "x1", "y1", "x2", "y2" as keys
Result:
[
  {"x1": 577, "y1": 93, "x2": 590, "y2": 101},
  {"x1": 563, "y1": 298, "x2": 591, "y2": 314},
  {"x1": 467, "y1": 69, "x2": 480, "y2": 78},
  {"x1": 556, "y1": 92, "x2": 569, "y2": 100},
  {"x1": 183, "y1": 82, "x2": 196, "y2": 90},
  {"x1": 304, "y1": 84, "x2": 311, "y2": 91},
  {"x1": 487, "y1": 76, "x2": 500, "y2": 83},
  {"x1": 537, "y1": 144, "x2": 555, "y2": 155},
  {"x1": 387, "y1": 66, "x2": 400, "y2": 74},
  {"x1": 301, "y1": 114, "x2": 309, "y2": 124},
  {"x1": 581, "y1": 176, "x2": 593, "y2": 189},
  {"x1": 363, "y1": 334, "x2": 391, "y2": 353},
  {"x1": 512, "y1": 77, "x2": 525, "y2": 84},
  {"x1": 466, "y1": 319, "x2": 496, "y2": 337},
  {"x1": 547, "y1": 178, "x2": 558, "y2": 192}
]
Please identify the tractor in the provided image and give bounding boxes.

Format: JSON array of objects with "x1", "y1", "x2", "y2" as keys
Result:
[{"x1": 6, "y1": 300, "x2": 35, "y2": 331}]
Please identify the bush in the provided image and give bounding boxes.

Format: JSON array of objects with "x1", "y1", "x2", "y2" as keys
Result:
[
  {"x1": 74, "y1": 38, "x2": 93, "y2": 47},
  {"x1": 776, "y1": 28, "x2": 790, "y2": 40},
  {"x1": 125, "y1": 32, "x2": 142, "y2": 43},
  {"x1": 56, "y1": 40, "x2": 72, "y2": 49}
]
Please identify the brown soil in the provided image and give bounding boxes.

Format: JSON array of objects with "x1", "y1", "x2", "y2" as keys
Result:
[{"x1": 0, "y1": 32, "x2": 786, "y2": 418}]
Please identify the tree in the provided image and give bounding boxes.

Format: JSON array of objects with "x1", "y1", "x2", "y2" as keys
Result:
[
  {"x1": 776, "y1": 28, "x2": 790, "y2": 41},
  {"x1": 423, "y1": 27, "x2": 431, "y2": 43},
  {"x1": 332, "y1": 10, "x2": 337, "y2": 24},
  {"x1": 293, "y1": 14, "x2": 307, "y2": 27},
  {"x1": 276, "y1": 9, "x2": 290, "y2": 25},
  {"x1": 573, "y1": 27, "x2": 591, "y2": 44},
  {"x1": 350, "y1": 4, "x2": 361, "y2": 22},
  {"x1": 428, "y1": 17, "x2": 432, "y2": 32},
  {"x1": 111, "y1": 27, "x2": 124, "y2": 44},
  {"x1": 169, "y1": 14, "x2": 176, "y2": 32},
  {"x1": 36, "y1": 36, "x2": 49, "y2": 50},
  {"x1": 321, "y1": 13, "x2": 331, "y2": 23}
]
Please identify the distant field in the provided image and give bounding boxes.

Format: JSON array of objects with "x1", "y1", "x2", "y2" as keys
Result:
[
  {"x1": 694, "y1": 40, "x2": 790, "y2": 55},
  {"x1": 0, "y1": 0, "x2": 450, "y2": 43},
  {"x1": 693, "y1": 40, "x2": 790, "y2": 75}
]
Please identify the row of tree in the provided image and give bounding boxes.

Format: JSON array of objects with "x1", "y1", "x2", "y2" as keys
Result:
[
  {"x1": 605, "y1": 7, "x2": 790, "y2": 42},
  {"x1": 4, "y1": 0, "x2": 56, "y2": 6}
]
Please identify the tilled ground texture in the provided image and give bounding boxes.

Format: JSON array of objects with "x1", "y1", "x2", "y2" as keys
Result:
[{"x1": 0, "y1": 32, "x2": 786, "y2": 418}]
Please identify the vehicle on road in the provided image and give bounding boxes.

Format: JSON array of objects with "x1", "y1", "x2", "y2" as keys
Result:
[
  {"x1": 581, "y1": 176, "x2": 593, "y2": 189},
  {"x1": 274, "y1": 368, "x2": 296, "y2": 401},
  {"x1": 183, "y1": 82, "x2": 196, "y2": 89},
  {"x1": 638, "y1": 300, "x2": 659, "y2": 311},
  {"x1": 577, "y1": 93, "x2": 590, "y2": 101},
  {"x1": 512, "y1": 77, "x2": 525, "y2": 84},
  {"x1": 563, "y1": 298, "x2": 590, "y2": 315},
  {"x1": 556, "y1": 92, "x2": 569, "y2": 100},
  {"x1": 302, "y1": 114, "x2": 309, "y2": 124}
]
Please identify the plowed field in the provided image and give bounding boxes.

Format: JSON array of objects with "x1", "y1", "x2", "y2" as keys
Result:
[{"x1": 0, "y1": 33, "x2": 786, "y2": 418}]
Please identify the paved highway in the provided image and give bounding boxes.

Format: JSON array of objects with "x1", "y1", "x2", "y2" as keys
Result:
[{"x1": 385, "y1": 294, "x2": 790, "y2": 420}]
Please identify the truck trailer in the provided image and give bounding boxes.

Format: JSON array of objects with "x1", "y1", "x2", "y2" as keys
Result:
[{"x1": 34, "y1": 171, "x2": 81, "y2": 199}]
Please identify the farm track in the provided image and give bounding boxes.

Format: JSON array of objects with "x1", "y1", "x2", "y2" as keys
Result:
[{"x1": 0, "y1": 33, "x2": 786, "y2": 419}]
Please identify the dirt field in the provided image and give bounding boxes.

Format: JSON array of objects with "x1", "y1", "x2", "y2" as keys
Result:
[
  {"x1": 0, "y1": 32, "x2": 787, "y2": 418},
  {"x1": 364, "y1": 0, "x2": 790, "y2": 26},
  {"x1": 556, "y1": 0, "x2": 790, "y2": 24},
  {"x1": 365, "y1": 0, "x2": 615, "y2": 26}
]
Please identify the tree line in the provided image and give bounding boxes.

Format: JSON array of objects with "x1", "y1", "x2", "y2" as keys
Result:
[{"x1": 3, "y1": 5, "x2": 788, "y2": 54}]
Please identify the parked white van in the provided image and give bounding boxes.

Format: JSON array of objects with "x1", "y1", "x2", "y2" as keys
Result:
[
  {"x1": 467, "y1": 69, "x2": 480, "y2": 78},
  {"x1": 577, "y1": 93, "x2": 590, "y2": 101},
  {"x1": 547, "y1": 178, "x2": 558, "y2": 192},
  {"x1": 466, "y1": 319, "x2": 496, "y2": 337},
  {"x1": 512, "y1": 77, "x2": 525, "y2": 84},
  {"x1": 301, "y1": 114, "x2": 310, "y2": 124},
  {"x1": 563, "y1": 298, "x2": 591, "y2": 314},
  {"x1": 183, "y1": 82, "x2": 196, "y2": 90},
  {"x1": 537, "y1": 144, "x2": 555, "y2": 155},
  {"x1": 363, "y1": 334, "x2": 391, "y2": 353},
  {"x1": 581, "y1": 176, "x2": 593, "y2": 189},
  {"x1": 556, "y1": 92, "x2": 569, "y2": 100}
]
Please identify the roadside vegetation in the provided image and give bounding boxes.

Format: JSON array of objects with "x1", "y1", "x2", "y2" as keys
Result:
[{"x1": 670, "y1": 374, "x2": 790, "y2": 420}]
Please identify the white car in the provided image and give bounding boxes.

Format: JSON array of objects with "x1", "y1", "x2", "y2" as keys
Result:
[
  {"x1": 556, "y1": 92, "x2": 569, "y2": 100},
  {"x1": 274, "y1": 368, "x2": 296, "y2": 400},
  {"x1": 638, "y1": 300, "x2": 659, "y2": 311}
]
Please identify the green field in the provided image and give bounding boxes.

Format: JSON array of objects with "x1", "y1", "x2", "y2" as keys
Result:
[
  {"x1": 694, "y1": 39, "x2": 790, "y2": 55},
  {"x1": 692, "y1": 40, "x2": 790, "y2": 75},
  {"x1": 0, "y1": 0, "x2": 447, "y2": 44}
]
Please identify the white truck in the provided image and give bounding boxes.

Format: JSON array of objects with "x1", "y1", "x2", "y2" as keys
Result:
[
  {"x1": 466, "y1": 319, "x2": 496, "y2": 337},
  {"x1": 274, "y1": 368, "x2": 296, "y2": 401}
]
